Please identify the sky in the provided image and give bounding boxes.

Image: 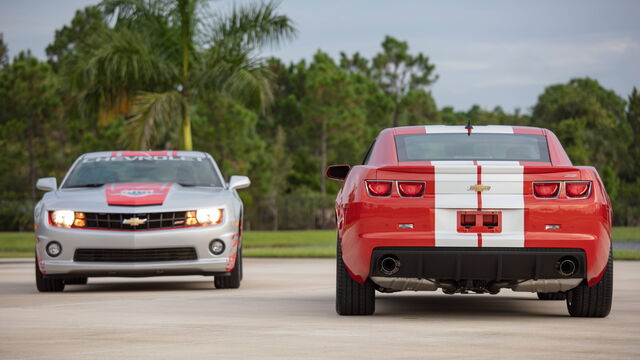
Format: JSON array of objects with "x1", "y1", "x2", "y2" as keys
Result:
[{"x1": 1, "y1": 0, "x2": 639, "y2": 113}]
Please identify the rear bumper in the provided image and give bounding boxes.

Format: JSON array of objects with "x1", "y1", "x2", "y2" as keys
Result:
[{"x1": 370, "y1": 247, "x2": 586, "y2": 281}]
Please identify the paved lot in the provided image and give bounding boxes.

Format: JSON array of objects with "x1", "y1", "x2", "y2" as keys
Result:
[{"x1": 1, "y1": 259, "x2": 639, "y2": 359}]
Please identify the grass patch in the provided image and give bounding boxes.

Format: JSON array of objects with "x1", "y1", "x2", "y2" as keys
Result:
[
  {"x1": 0, "y1": 232, "x2": 33, "y2": 258},
  {"x1": 611, "y1": 227, "x2": 640, "y2": 242},
  {"x1": 243, "y1": 230, "x2": 334, "y2": 258},
  {"x1": 613, "y1": 249, "x2": 640, "y2": 260},
  {"x1": 1, "y1": 228, "x2": 639, "y2": 259}
]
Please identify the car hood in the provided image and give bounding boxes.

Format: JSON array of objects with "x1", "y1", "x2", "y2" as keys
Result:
[{"x1": 44, "y1": 182, "x2": 233, "y2": 212}]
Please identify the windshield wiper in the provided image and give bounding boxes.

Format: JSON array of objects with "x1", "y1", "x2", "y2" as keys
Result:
[
  {"x1": 178, "y1": 183, "x2": 212, "y2": 187},
  {"x1": 66, "y1": 183, "x2": 105, "y2": 188}
]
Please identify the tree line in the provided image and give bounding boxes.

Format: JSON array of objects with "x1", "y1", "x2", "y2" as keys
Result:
[{"x1": 1, "y1": 0, "x2": 638, "y2": 230}]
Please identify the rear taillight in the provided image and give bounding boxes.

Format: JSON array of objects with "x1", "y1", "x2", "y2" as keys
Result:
[
  {"x1": 533, "y1": 182, "x2": 560, "y2": 198},
  {"x1": 566, "y1": 181, "x2": 591, "y2": 198},
  {"x1": 366, "y1": 181, "x2": 392, "y2": 196},
  {"x1": 397, "y1": 181, "x2": 425, "y2": 197}
]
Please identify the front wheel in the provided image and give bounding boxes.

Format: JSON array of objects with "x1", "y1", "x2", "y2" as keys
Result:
[
  {"x1": 214, "y1": 247, "x2": 242, "y2": 289},
  {"x1": 35, "y1": 259, "x2": 65, "y2": 293},
  {"x1": 566, "y1": 250, "x2": 613, "y2": 317},
  {"x1": 336, "y1": 237, "x2": 375, "y2": 315}
]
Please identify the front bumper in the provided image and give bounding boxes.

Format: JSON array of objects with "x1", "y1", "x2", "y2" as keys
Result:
[{"x1": 35, "y1": 222, "x2": 238, "y2": 277}]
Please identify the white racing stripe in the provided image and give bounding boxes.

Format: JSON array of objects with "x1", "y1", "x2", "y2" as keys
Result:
[
  {"x1": 425, "y1": 125, "x2": 514, "y2": 134},
  {"x1": 427, "y1": 126, "x2": 524, "y2": 248},
  {"x1": 431, "y1": 160, "x2": 524, "y2": 248},
  {"x1": 481, "y1": 164, "x2": 525, "y2": 247},
  {"x1": 433, "y1": 162, "x2": 477, "y2": 247}
]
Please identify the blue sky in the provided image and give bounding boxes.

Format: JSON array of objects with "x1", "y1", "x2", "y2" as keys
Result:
[{"x1": 1, "y1": 0, "x2": 639, "y2": 112}]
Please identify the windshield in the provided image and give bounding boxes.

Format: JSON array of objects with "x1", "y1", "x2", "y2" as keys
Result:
[
  {"x1": 63, "y1": 155, "x2": 223, "y2": 188},
  {"x1": 395, "y1": 133, "x2": 551, "y2": 162}
]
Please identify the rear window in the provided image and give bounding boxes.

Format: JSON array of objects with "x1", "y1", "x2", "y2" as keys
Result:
[{"x1": 395, "y1": 133, "x2": 551, "y2": 162}]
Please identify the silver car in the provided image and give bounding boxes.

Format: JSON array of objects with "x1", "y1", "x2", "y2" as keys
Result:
[{"x1": 33, "y1": 151, "x2": 250, "y2": 292}]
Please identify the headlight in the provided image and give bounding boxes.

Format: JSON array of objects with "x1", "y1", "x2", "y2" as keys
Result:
[
  {"x1": 51, "y1": 210, "x2": 75, "y2": 227},
  {"x1": 195, "y1": 208, "x2": 224, "y2": 225}
]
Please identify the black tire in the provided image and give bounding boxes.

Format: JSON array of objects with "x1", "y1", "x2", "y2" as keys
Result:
[
  {"x1": 537, "y1": 292, "x2": 567, "y2": 300},
  {"x1": 566, "y1": 250, "x2": 613, "y2": 317},
  {"x1": 35, "y1": 259, "x2": 65, "y2": 292},
  {"x1": 65, "y1": 277, "x2": 88, "y2": 285},
  {"x1": 336, "y1": 237, "x2": 375, "y2": 315},
  {"x1": 214, "y1": 247, "x2": 242, "y2": 289}
]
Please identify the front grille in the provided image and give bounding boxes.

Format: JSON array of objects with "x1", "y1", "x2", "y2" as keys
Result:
[
  {"x1": 74, "y1": 247, "x2": 198, "y2": 262},
  {"x1": 82, "y1": 211, "x2": 188, "y2": 231}
]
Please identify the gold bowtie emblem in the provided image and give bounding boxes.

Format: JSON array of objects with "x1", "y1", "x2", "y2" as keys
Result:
[
  {"x1": 123, "y1": 217, "x2": 147, "y2": 226},
  {"x1": 469, "y1": 184, "x2": 491, "y2": 192}
]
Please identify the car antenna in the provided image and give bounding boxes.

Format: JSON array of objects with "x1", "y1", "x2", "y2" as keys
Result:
[{"x1": 465, "y1": 119, "x2": 473, "y2": 136}]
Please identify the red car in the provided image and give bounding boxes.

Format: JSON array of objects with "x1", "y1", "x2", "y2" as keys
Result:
[{"x1": 327, "y1": 125, "x2": 613, "y2": 317}]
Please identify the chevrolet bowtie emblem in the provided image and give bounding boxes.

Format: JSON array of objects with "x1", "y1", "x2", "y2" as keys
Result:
[
  {"x1": 469, "y1": 184, "x2": 491, "y2": 192},
  {"x1": 123, "y1": 217, "x2": 147, "y2": 226}
]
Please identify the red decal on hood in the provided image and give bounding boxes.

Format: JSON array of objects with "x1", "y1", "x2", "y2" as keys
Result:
[{"x1": 106, "y1": 182, "x2": 172, "y2": 206}]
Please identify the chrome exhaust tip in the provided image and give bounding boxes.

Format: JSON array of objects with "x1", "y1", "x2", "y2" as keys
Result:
[
  {"x1": 557, "y1": 258, "x2": 577, "y2": 277},
  {"x1": 379, "y1": 256, "x2": 400, "y2": 276}
]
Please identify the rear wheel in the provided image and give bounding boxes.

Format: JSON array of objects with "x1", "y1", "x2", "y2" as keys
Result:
[
  {"x1": 214, "y1": 247, "x2": 242, "y2": 289},
  {"x1": 336, "y1": 237, "x2": 375, "y2": 315},
  {"x1": 566, "y1": 250, "x2": 613, "y2": 317},
  {"x1": 35, "y1": 259, "x2": 65, "y2": 293},
  {"x1": 537, "y1": 292, "x2": 566, "y2": 300}
]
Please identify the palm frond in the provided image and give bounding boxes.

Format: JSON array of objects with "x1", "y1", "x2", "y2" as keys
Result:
[
  {"x1": 195, "y1": 48, "x2": 273, "y2": 112},
  {"x1": 209, "y1": 0, "x2": 297, "y2": 52},
  {"x1": 123, "y1": 90, "x2": 185, "y2": 149},
  {"x1": 69, "y1": 27, "x2": 178, "y2": 123}
]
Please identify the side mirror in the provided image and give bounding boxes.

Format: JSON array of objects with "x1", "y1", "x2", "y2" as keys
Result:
[
  {"x1": 36, "y1": 177, "x2": 57, "y2": 192},
  {"x1": 326, "y1": 165, "x2": 351, "y2": 181},
  {"x1": 229, "y1": 175, "x2": 251, "y2": 190}
]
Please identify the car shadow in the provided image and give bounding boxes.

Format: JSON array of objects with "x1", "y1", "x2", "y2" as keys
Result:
[
  {"x1": 63, "y1": 280, "x2": 216, "y2": 293},
  {"x1": 372, "y1": 292, "x2": 568, "y2": 318}
]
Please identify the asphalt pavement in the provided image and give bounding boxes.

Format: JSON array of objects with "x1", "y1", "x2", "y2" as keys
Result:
[{"x1": 1, "y1": 258, "x2": 639, "y2": 359}]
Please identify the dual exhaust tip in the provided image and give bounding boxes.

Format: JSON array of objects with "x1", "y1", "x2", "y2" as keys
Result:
[{"x1": 379, "y1": 255, "x2": 578, "y2": 277}]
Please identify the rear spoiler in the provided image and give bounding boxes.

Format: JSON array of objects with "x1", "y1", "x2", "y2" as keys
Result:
[{"x1": 377, "y1": 165, "x2": 580, "y2": 175}]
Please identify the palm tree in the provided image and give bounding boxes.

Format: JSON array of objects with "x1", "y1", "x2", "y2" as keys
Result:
[{"x1": 71, "y1": 0, "x2": 296, "y2": 150}]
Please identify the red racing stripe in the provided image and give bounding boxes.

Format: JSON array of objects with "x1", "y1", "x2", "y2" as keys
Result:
[{"x1": 475, "y1": 161, "x2": 483, "y2": 247}]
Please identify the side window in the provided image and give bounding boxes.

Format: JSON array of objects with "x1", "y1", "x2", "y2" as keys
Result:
[{"x1": 362, "y1": 140, "x2": 376, "y2": 165}]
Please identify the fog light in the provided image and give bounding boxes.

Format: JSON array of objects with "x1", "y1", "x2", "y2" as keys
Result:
[
  {"x1": 209, "y1": 239, "x2": 225, "y2": 255},
  {"x1": 46, "y1": 241, "x2": 62, "y2": 257}
]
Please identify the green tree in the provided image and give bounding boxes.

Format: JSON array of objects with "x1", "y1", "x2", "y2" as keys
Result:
[
  {"x1": 46, "y1": 6, "x2": 108, "y2": 72},
  {"x1": 625, "y1": 87, "x2": 640, "y2": 177},
  {"x1": 0, "y1": 33, "x2": 8, "y2": 70},
  {"x1": 342, "y1": 36, "x2": 438, "y2": 127},
  {"x1": 0, "y1": 52, "x2": 61, "y2": 229},
  {"x1": 532, "y1": 78, "x2": 630, "y2": 171},
  {"x1": 69, "y1": 0, "x2": 295, "y2": 150},
  {"x1": 300, "y1": 52, "x2": 369, "y2": 226}
]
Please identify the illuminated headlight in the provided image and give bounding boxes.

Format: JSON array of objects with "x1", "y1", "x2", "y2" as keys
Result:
[
  {"x1": 196, "y1": 208, "x2": 223, "y2": 225},
  {"x1": 51, "y1": 210, "x2": 75, "y2": 227},
  {"x1": 50, "y1": 210, "x2": 86, "y2": 228}
]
